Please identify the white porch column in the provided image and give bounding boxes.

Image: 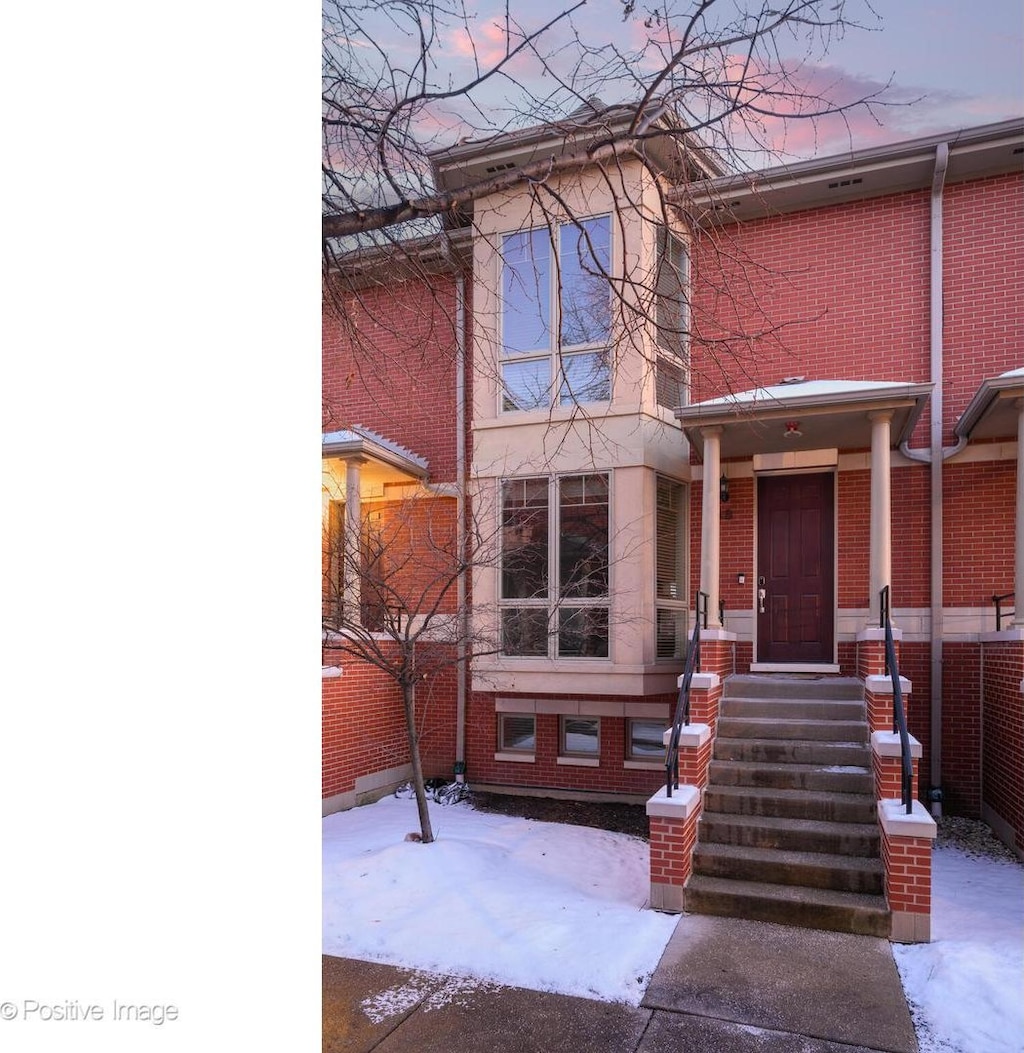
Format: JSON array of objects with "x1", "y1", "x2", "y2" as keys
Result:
[
  {"x1": 700, "y1": 426, "x2": 723, "y2": 628},
  {"x1": 344, "y1": 456, "x2": 366, "y2": 624},
  {"x1": 1015, "y1": 400, "x2": 1024, "y2": 627},
  {"x1": 869, "y1": 411, "x2": 893, "y2": 626}
]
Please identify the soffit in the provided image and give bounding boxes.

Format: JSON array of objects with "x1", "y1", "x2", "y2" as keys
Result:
[
  {"x1": 429, "y1": 103, "x2": 724, "y2": 197},
  {"x1": 956, "y1": 368, "x2": 1024, "y2": 441},
  {"x1": 676, "y1": 380, "x2": 934, "y2": 460},
  {"x1": 682, "y1": 119, "x2": 1024, "y2": 224}
]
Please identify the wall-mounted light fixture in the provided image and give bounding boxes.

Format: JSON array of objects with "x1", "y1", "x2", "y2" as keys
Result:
[
  {"x1": 720, "y1": 473, "x2": 730, "y2": 503},
  {"x1": 784, "y1": 420, "x2": 803, "y2": 439}
]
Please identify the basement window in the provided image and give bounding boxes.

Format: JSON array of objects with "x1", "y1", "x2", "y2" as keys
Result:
[
  {"x1": 499, "y1": 714, "x2": 536, "y2": 753},
  {"x1": 559, "y1": 716, "x2": 600, "y2": 762},
  {"x1": 628, "y1": 719, "x2": 665, "y2": 761}
]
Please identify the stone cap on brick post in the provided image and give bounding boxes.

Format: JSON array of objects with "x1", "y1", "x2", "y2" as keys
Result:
[
  {"x1": 646, "y1": 783, "x2": 701, "y2": 820},
  {"x1": 662, "y1": 723, "x2": 712, "y2": 750},
  {"x1": 870, "y1": 730, "x2": 922, "y2": 759},
  {"x1": 877, "y1": 798, "x2": 937, "y2": 838},
  {"x1": 864, "y1": 673, "x2": 912, "y2": 735}
]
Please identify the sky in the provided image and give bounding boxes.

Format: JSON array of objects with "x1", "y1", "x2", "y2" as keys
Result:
[
  {"x1": 324, "y1": 795, "x2": 1024, "y2": 1051},
  {"x1": 485, "y1": 1, "x2": 1024, "y2": 159}
]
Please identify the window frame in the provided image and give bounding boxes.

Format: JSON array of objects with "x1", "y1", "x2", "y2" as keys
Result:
[
  {"x1": 654, "y1": 228, "x2": 691, "y2": 412},
  {"x1": 627, "y1": 718, "x2": 666, "y2": 762},
  {"x1": 559, "y1": 716, "x2": 600, "y2": 759},
  {"x1": 499, "y1": 473, "x2": 611, "y2": 660},
  {"x1": 498, "y1": 714, "x2": 537, "y2": 755},
  {"x1": 655, "y1": 475, "x2": 688, "y2": 661},
  {"x1": 499, "y1": 215, "x2": 613, "y2": 413}
]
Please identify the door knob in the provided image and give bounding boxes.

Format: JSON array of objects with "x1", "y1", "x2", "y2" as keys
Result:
[{"x1": 758, "y1": 587, "x2": 767, "y2": 614}]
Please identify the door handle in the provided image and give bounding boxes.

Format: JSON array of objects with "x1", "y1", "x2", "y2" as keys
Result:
[{"x1": 758, "y1": 587, "x2": 767, "y2": 614}]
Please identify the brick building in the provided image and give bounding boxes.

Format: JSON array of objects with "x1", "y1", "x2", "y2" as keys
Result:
[{"x1": 322, "y1": 108, "x2": 1023, "y2": 868}]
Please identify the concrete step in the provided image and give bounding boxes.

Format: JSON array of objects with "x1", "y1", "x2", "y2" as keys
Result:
[
  {"x1": 724, "y1": 675, "x2": 863, "y2": 701},
  {"x1": 721, "y1": 696, "x2": 866, "y2": 721},
  {"x1": 691, "y1": 841, "x2": 885, "y2": 895},
  {"x1": 714, "y1": 738, "x2": 871, "y2": 767},
  {"x1": 684, "y1": 875, "x2": 890, "y2": 937},
  {"x1": 698, "y1": 812, "x2": 880, "y2": 857},
  {"x1": 704, "y1": 784, "x2": 877, "y2": 823},
  {"x1": 716, "y1": 716, "x2": 869, "y2": 743},
  {"x1": 709, "y1": 759, "x2": 873, "y2": 795}
]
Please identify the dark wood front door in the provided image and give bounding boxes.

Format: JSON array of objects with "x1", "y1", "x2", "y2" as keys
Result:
[{"x1": 756, "y1": 473, "x2": 835, "y2": 663}]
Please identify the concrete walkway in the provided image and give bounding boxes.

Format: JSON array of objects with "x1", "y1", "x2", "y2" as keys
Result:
[{"x1": 323, "y1": 913, "x2": 919, "y2": 1052}]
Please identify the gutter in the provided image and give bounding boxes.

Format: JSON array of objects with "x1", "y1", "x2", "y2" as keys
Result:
[{"x1": 897, "y1": 141, "x2": 965, "y2": 817}]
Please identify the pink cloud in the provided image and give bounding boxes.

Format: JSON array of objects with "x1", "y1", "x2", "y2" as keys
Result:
[{"x1": 447, "y1": 19, "x2": 510, "y2": 68}]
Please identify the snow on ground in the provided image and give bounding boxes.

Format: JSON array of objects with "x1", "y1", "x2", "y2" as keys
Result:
[
  {"x1": 322, "y1": 794, "x2": 676, "y2": 1005},
  {"x1": 893, "y1": 840, "x2": 1024, "y2": 1053},
  {"x1": 324, "y1": 794, "x2": 1024, "y2": 1050}
]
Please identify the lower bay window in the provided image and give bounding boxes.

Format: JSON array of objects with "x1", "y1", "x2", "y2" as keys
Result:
[{"x1": 500, "y1": 474, "x2": 609, "y2": 658}]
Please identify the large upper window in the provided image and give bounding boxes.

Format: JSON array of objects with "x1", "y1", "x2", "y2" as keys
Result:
[
  {"x1": 500, "y1": 216, "x2": 612, "y2": 411},
  {"x1": 500, "y1": 474, "x2": 610, "y2": 658},
  {"x1": 654, "y1": 229, "x2": 690, "y2": 411}
]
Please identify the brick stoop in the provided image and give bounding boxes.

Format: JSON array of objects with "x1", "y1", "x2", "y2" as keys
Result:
[{"x1": 685, "y1": 675, "x2": 890, "y2": 937}]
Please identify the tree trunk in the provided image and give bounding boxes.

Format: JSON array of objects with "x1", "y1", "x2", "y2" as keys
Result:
[{"x1": 401, "y1": 680, "x2": 435, "y2": 844}]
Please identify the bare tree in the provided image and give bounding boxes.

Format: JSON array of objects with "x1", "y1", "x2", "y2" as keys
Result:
[
  {"x1": 322, "y1": 488, "x2": 502, "y2": 843},
  {"x1": 323, "y1": 0, "x2": 888, "y2": 241}
]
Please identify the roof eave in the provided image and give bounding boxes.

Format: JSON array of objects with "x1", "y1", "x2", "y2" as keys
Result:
[{"x1": 955, "y1": 373, "x2": 1024, "y2": 440}]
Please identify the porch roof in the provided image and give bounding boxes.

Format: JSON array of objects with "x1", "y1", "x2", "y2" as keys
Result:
[
  {"x1": 676, "y1": 379, "x2": 933, "y2": 460},
  {"x1": 321, "y1": 425, "x2": 429, "y2": 487},
  {"x1": 955, "y1": 368, "x2": 1024, "y2": 441}
]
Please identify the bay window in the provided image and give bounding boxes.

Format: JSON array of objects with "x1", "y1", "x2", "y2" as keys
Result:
[
  {"x1": 500, "y1": 216, "x2": 612, "y2": 411},
  {"x1": 500, "y1": 473, "x2": 610, "y2": 658}
]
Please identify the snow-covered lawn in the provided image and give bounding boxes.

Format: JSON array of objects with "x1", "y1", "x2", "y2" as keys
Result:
[
  {"x1": 893, "y1": 838, "x2": 1024, "y2": 1053},
  {"x1": 323, "y1": 795, "x2": 1024, "y2": 1050}
]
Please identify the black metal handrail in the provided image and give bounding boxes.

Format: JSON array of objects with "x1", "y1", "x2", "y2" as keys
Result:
[
  {"x1": 993, "y1": 592, "x2": 1015, "y2": 631},
  {"x1": 880, "y1": 585, "x2": 913, "y2": 815},
  {"x1": 664, "y1": 591, "x2": 708, "y2": 798}
]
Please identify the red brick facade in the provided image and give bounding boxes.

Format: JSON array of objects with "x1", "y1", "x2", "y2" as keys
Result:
[
  {"x1": 322, "y1": 645, "x2": 458, "y2": 808},
  {"x1": 981, "y1": 639, "x2": 1024, "y2": 851}
]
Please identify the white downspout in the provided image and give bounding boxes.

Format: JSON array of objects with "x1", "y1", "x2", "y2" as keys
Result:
[
  {"x1": 454, "y1": 274, "x2": 468, "y2": 783},
  {"x1": 898, "y1": 141, "x2": 962, "y2": 816}
]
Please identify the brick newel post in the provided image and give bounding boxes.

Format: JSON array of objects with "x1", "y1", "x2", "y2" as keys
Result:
[
  {"x1": 861, "y1": 652, "x2": 938, "y2": 943},
  {"x1": 878, "y1": 802, "x2": 937, "y2": 943},
  {"x1": 646, "y1": 670, "x2": 721, "y2": 913}
]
